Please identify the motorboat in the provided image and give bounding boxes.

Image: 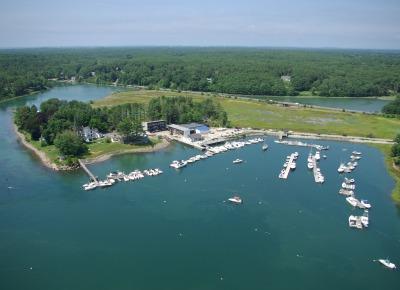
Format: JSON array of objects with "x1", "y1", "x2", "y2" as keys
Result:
[
  {"x1": 307, "y1": 162, "x2": 313, "y2": 169},
  {"x1": 346, "y1": 196, "x2": 360, "y2": 207},
  {"x1": 337, "y1": 163, "x2": 346, "y2": 173},
  {"x1": 352, "y1": 151, "x2": 362, "y2": 155},
  {"x1": 339, "y1": 189, "x2": 354, "y2": 196},
  {"x1": 344, "y1": 177, "x2": 355, "y2": 184},
  {"x1": 348, "y1": 215, "x2": 363, "y2": 229},
  {"x1": 83, "y1": 182, "x2": 98, "y2": 191},
  {"x1": 360, "y1": 199, "x2": 372, "y2": 209},
  {"x1": 228, "y1": 196, "x2": 242, "y2": 204},
  {"x1": 378, "y1": 259, "x2": 396, "y2": 269},
  {"x1": 361, "y1": 210, "x2": 369, "y2": 227},
  {"x1": 342, "y1": 182, "x2": 355, "y2": 190},
  {"x1": 315, "y1": 151, "x2": 321, "y2": 161},
  {"x1": 170, "y1": 160, "x2": 187, "y2": 169},
  {"x1": 262, "y1": 144, "x2": 269, "y2": 151},
  {"x1": 233, "y1": 159, "x2": 243, "y2": 164},
  {"x1": 290, "y1": 163, "x2": 296, "y2": 170}
]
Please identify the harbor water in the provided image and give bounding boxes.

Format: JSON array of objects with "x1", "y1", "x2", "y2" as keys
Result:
[{"x1": 0, "y1": 85, "x2": 399, "y2": 290}]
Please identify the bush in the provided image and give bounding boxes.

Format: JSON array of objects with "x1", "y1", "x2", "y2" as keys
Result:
[{"x1": 105, "y1": 137, "x2": 111, "y2": 143}]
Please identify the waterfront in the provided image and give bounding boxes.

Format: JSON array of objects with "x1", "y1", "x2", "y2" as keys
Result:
[{"x1": 0, "y1": 85, "x2": 400, "y2": 290}]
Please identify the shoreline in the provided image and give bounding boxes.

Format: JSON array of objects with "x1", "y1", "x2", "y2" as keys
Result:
[
  {"x1": 14, "y1": 120, "x2": 172, "y2": 170},
  {"x1": 13, "y1": 123, "x2": 60, "y2": 171},
  {"x1": 81, "y1": 138, "x2": 171, "y2": 165}
]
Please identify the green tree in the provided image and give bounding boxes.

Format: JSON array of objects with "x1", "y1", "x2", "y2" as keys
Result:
[
  {"x1": 54, "y1": 130, "x2": 88, "y2": 157},
  {"x1": 117, "y1": 117, "x2": 145, "y2": 143}
]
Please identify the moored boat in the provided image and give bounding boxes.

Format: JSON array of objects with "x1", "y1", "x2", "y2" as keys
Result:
[
  {"x1": 228, "y1": 196, "x2": 242, "y2": 204},
  {"x1": 378, "y1": 259, "x2": 396, "y2": 269}
]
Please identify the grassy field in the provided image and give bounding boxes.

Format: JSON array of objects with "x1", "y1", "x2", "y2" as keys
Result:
[
  {"x1": 94, "y1": 89, "x2": 211, "y2": 107},
  {"x1": 86, "y1": 137, "x2": 161, "y2": 159},
  {"x1": 94, "y1": 89, "x2": 400, "y2": 139}
]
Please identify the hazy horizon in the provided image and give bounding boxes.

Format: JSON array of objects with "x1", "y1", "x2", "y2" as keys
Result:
[{"x1": 1, "y1": 0, "x2": 399, "y2": 49}]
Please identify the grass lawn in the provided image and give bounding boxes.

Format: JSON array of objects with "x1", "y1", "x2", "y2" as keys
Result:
[
  {"x1": 86, "y1": 137, "x2": 160, "y2": 159},
  {"x1": 94, "y1": 89, "x2": 400, "y2": 140}
]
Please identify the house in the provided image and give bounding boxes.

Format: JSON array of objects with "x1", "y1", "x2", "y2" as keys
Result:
[
  {"x1": 80, "y1": 127, "x2": 103, "y2": 142},
  {"x1": 142, "y1": 120, "x2": 167, "y2": 133}
]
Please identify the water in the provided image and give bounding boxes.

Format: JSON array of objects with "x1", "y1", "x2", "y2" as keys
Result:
[
  {"x1": 0, "y1": 85, "x2": 400, "y2": 290},
  {"x1": 247, "y1": 96, "x2": 390, "y2": 113}
]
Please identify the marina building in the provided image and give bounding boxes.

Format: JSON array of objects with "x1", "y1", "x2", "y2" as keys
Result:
[
  {"x1": 167, "y1": 123, "x2": 209, "y2": 138},
  {"x1": 142, "y1": 120, "x2": 167, "y2": 133}
]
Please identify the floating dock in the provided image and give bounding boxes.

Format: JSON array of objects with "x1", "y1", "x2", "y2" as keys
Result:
[
  {"x1": 279, "y1": 154, "x2": 296, "y2": 179},
  {"x1": 78, "y1": 159, "x2": 98, "y2": 182}
]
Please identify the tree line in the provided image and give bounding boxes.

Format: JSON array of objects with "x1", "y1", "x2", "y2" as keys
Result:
[
  {"x1": 148, "y1": 96, "x2": 228, "y2": 126},
  {"x1": 1, "y1": 47, "x2": 400, "y2": 102}
]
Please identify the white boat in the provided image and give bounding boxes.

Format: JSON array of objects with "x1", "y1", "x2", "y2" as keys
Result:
[
  {"x1": 352, "y1": 151, "x2": 362, "y2": 155},
  {"x1": 290, "y1": 163, "x2": 296, "y2": 170},
  {"x1": 360, "y1": 199, "x2": 372, "y2": 209},
  {"x1": 339, "y1": 189, "x2": 354, "y2": 196},
  {"x1": 342, "y1": 182, "x2": 355, "y2": 190},
  {"x1": 307, "y1": 162, "x2": 313, "y2": 169},
  {"x1": 344, "y1": 177, "x2": 355, "y2": 184},
  {"x1": 262, "y1": 144, "x2": 269, "y2": 151},
  {"x1": 315, "y1": 151, "x2": 320, "y2": 161},
  {"x1": 346, "y1": 196, "x2": 360, "y2": 207},
  {"x1": 348, "y1": 215, "x2": 363, "y2": 229},
  {"x1": 98, "y1": 180, "x2": 113, "y2": 187},
  {"x1": 83, "y1": 182, "x2": 98, "y2": 191},
  {"x1": 228, "y1": 196, "x2": 242, "y2": 204},
  {"x1": 361, "y1": 210, "x2": 369, "y2": 227},
  {"x1": 233, "y1": 158, "x2": 243, "y2": 164},
  {"x1": 170, "y1": 160, "x2": 187, "y2": 169},
  {"x1": 337, "y1": 163, "x2": 345, "y2": 173},
  {"x1": 378, "y1": 259, "x2": 396, "y2": 269},
  {"x1": 351, "y1": 155, "x2": 361, "y2": 160}
]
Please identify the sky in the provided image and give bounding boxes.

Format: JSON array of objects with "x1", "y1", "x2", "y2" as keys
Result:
[{"x1": 1, "y1": 0, "x2": 400, "y2": 49}]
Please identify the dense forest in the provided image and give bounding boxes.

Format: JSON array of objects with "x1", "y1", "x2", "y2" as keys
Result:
[{"x1": 1, "y1": 47, "x2": 400, "y2": 101}]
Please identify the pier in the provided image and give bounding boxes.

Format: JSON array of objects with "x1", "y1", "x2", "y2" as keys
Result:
[
  {"x1": 279, "y1": 153, "x2": 296, "y2": 179},
  {"x1": 312, "y1": 157, "x2": 319, "y2": 182},
  {"x1": 311, "y1": 155, "x2": 325, "y2": 183},
  {"x1": 78, "y1": 159, "x2": 98, "y2": 182}
]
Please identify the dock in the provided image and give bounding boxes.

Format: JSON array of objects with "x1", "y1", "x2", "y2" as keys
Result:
[
  {"x1": 311, "y1": 155, "x2": 325, "y2": 183},
  {"x1": 279, "y1": 153, "x2": 296, "y2": 179},
  {"x1": 78, "y1": 159, "x2": 98, "y2": 182},
  {"x1": 312, "y1": 157, "x2": 319, "y2": 182}
]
